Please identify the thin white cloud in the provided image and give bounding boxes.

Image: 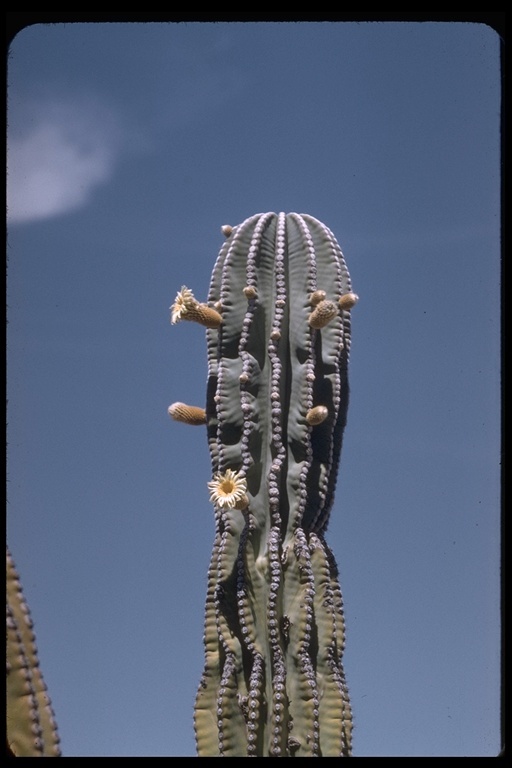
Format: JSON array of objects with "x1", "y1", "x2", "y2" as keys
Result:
[{"x1": 7, "y1": 98, "x2": 124, "y2": 225}]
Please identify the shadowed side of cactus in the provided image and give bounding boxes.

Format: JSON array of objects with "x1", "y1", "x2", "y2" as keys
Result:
[
  {"x1": 169, "y1": 212, "x2": 358, "y2": 756},
  {"x1": 6, "y1": 547, "x2": 61, "y2": 757}
]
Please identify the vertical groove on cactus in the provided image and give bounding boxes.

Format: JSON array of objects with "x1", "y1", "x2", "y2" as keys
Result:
[
  {"x1": 169, "y1": 212, "x2": 357, "y2": 756},
  {"x1": 6, "y1": 547, "x2": 61, "y2": 757}
]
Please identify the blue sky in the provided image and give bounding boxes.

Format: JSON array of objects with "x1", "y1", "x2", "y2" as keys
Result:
[{"x1": 7, "y1": 21, "x2": 501, "y2": 757}]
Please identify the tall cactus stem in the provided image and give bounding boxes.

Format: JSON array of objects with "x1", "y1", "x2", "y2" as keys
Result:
[{"x1": 169, "y1": 212, "x2": 357, "y2": 756}]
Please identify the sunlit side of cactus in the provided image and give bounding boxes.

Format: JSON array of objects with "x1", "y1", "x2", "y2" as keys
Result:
[
  {"x1": 6, "y1": 547, "x2": 61, "y2": 757},
  {"x1": 169, "y1": 212, "x2": 358, "y2": 756}
]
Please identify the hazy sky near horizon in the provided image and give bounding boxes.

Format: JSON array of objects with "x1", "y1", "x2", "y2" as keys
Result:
[{"x1": 7, "y1": 21, "x2": 501, "y2": 757}]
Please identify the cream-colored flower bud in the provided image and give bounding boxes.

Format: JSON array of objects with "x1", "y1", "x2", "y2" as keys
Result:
[
  {"x1": 243, "y1": 285, "x2": 258, "y2": 299},
  {"x1": 168, "y1": 402, "x2": 207, "y2": 425},
  {"x1": 306, "y1": 405, "x2": 329, "y2": 425},
  {"x1": 308, "y1": 300, "x2": 338, "y2": 329},
  {"x1": 188, "y1": 303, "x2": 223, "y2": 328},
  {"x1": 309, "y1": 290, "x2": 327, "y2": 306},
  {"x1": 338, "y1": 292, "x2": 359, "y2": 310}
]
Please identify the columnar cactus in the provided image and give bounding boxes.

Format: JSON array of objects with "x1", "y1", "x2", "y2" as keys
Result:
[
  {"x1": 6, "y1": 547, "x2": 61, "y2": 757},
  {"x1": 169, "y1": 212, "x2": 358, "y2": 757}
]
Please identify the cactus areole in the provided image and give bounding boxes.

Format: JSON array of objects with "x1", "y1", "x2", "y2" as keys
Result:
[{"x1": 169, "y1": 212, "x2": 358, "y2": 756}]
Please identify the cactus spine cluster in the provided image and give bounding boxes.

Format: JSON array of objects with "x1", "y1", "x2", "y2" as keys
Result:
[
  {"x1": 169, "y1": 212, "x2": 358, "y2": 757},
  {"x1": 6, "y1": 547, "x2": 61, "y2": 757}
]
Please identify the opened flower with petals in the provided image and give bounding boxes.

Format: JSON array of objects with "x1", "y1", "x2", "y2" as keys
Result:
[
  {"x1": 170, "y1": 286, "x2": 198, "y2": 324},
  {"x1": 208, "y1": 469, "x2": 248, "y2": 510},
  {"x1": 170, "y1": 285, "x2": 222, "y2": 328}
]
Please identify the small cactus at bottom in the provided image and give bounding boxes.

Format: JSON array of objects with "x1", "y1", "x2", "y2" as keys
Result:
[
  {"x1": 6, "y1": 546, "x2": 61, "y2": 757},
  {"x1": 169, "y1": 212, "x2": 358, "y2": 756}
]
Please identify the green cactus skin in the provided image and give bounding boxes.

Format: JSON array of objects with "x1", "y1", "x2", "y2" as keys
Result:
[
  {"x1": 6, "y1": 547, "x2": 61, "y2": 757},
  {"x1": 170, "y1": 213, "x2": 357, "y2": 756}
]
